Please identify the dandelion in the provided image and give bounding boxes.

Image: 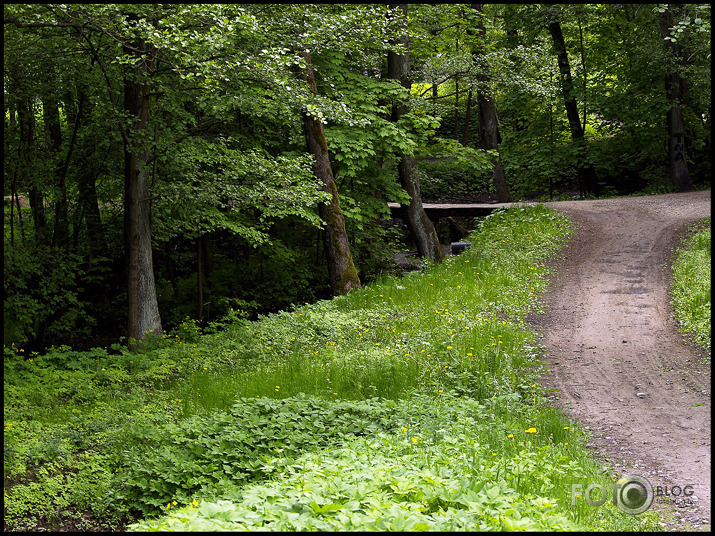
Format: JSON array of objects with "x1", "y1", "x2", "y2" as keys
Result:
[
  {"x1": 563, "y1": 426, "x2": 569, "y2": 430},
  {"x1": 525, "y1": 427, "x2": 537, "y2": 434},
  {"x1": 508, "y1": 434, "x2": 514, "y2": 439}
]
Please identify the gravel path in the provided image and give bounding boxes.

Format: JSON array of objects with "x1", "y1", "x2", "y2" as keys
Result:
[{"x1": 530, "y1": 190, "x2": 711, "y2": 531}]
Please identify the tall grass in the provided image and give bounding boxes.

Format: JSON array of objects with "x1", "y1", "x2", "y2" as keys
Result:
[{"x1": 671, "y1": 218, "x2": 711, "y2": 356}]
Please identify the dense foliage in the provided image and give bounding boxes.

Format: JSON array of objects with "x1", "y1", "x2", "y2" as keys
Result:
[{"x1": 4, "y1": 4, "x2": 710, "y2": 349}]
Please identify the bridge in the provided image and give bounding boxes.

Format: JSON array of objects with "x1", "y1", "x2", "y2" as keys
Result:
[{"x1": 387, "y1": 202, "x2": 520, "y2": 221}]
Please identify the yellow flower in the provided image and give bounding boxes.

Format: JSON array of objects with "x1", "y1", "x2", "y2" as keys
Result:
[
  {"x1": 172, "y1": 501, "x2": 178, "y2": 506},
  {"x1": 411, "y1": 437, "x2": 418, "y2": 444},
  {"x1": 563, "y1": 426, "x2": 569, "y2": 430},
  {"x1": 192, "y1": 499, "x2": 199, "y2": 506},
  {"x1": 525, "y1": 428, "x2": 537, "y2": 434},
  {"x1": 508, "y1": 434, "x2": 514, "y2": 439}
]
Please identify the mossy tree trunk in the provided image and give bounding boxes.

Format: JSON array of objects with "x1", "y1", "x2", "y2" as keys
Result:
[
  {"x1": 388, "y1": 4, "x2": 444, "y2": 263},
  {"x1": 299, "y1": 51, "x2": 361, "y2": 295}
]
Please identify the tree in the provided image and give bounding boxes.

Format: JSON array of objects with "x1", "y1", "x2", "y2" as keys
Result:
[
  {"x1": 472, "y1": 3, "x2": 512, "y2": 202},
  {"x1": 547, "y1": 12, "x2": 600, "y2": 196},
  {"x1": 388, "y1": 4, "x2": 444, "y2": 263},
  {"x1": 659, "y1": 4, "x2": 695, "y2": 192},
  {"x1": 298, "y1": 51, "x2": 361, "y2": 295},
  {"x1": 122, "y1": 12, "x2": 162, "y2": 344}
]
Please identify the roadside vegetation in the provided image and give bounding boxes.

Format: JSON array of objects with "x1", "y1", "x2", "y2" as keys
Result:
[
  {"x1": 4, "y1": 206, "x2": 660, "y2": 531},
  {"x1": 671, "y1": 218, "x2": 711, "y2": 357}
]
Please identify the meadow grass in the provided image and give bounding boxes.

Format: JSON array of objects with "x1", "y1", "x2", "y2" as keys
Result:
[
  {"x1": 4, "y1": 205, "x2": 662, "y2": 531},
  {"x1": 671, "y1": 217, "x2": 711, "y2": 356}
]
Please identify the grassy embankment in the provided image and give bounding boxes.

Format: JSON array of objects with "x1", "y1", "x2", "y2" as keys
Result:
[
  {"x1": 670, "y1": 217, "x2": 711, "y2": 357},
  {"x1": 4, "y1": 205, "x2": 660, "y2": 531}
]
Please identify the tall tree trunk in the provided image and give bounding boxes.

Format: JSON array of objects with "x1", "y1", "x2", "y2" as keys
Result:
[
  {"x1": 19, "y1": 99, "x2": 48, "y2": 244},
  {"x1": 473, "y1": 4, "x2": 512, "y2": 202},
  {"x1": 75, "y1": 88, "x2": 106, "y2": 259},
  {"x1": 123, "y1": 25, "x2": 162, "y2": 345},
  {"x1": 548, "y1": 18, "x2": 600, "y2": 196},
  {"x1": 43, "y1": 97, "x2": 71, "y2": 252},
  {"x1": 388, "y1": 4, "x2": 444, "y2": 263},
  {"x1": 461, "y1": 88, "x2": 473, "y2": 146},
  {"x1": 659, "y1": 5, "x2": 694, "y2": 192},
  {"x1": 299, "y1": 51, "x2": 361, "y2": 295}
]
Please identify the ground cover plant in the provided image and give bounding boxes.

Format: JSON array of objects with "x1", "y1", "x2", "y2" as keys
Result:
[
  {"x1": 4, "y1": 205, "x2": 660, "y2": 531},
  {"x1": 671, "y1": 218, "x2": 711, "y2": 357}
]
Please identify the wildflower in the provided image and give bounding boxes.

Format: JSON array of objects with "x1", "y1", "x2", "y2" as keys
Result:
[
  {"x1": 192, "y1": 500, "x2": 199, "y2": 506},
  {"x1": 172, "y1": 501, "x2": 178, "y2": 506},
  {"x1": 508, "y1": 434, "x2": 514, "y2": 439},
  {"x1": 563, "y1": 426, "x2": 569, "y2": 430},
  {"x1": 411, "y1": 437, "x2": 418, "y2": 444},
  {"x1": 525, "y1": 428, "x2": 537, "y2": 434}
]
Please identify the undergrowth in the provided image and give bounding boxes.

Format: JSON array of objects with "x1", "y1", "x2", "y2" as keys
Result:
[
  {"x1": 4, "y1": 205, "x2": 661, "y2": 532},
  {"x1": 670, "y1": 217, "x2": 711, "y2": 357}
]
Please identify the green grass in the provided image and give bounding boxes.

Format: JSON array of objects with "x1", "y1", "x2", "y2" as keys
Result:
[
  {"x1": 671, "y1": 217, "x2": 711, "y2": 356},
  {"x1": 4, "y1": 205, "x2": 662, "y2": 531}
]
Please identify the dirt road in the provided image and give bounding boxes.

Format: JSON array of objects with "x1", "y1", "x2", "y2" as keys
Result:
[{"x1": 530, "y1": 190, "x2": 711, "y2": 530}]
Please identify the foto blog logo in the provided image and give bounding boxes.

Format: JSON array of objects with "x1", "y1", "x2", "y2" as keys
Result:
[{"x1": 572, "y1": 474, "x2": 655, "y2": 515}]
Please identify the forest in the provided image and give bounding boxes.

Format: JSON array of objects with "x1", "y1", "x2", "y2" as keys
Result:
[
  {"x1": 2, "y1": 4, "x2": 712, "y2": 532},
  {"x1": 4, "y1": 4, "x2": 710, "y2": 351}
]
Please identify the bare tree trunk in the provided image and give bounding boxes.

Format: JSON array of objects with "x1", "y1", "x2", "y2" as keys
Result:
[
  {"x1": 548, "y1": 18, "x2": 600, "y2": 196},
  {"x1": 388, "y1": 4, "x2": 444, "y2": 263},
  {"x1": 43, "y1": 97, "x2": 73, "y2": 252},
  {"x1": 299, "y1": 51, "x2": 361, "y2": 295},
  {"x1": 659, "y1": 5, "x2": 694, "y2": 192},
  {"x1": 74, "y1": 88, "x2": 106, "y2": 259},
  {"x1": 123, "y1": 25, "x2": 162, "y2": 345},
  {"x1": 473, "y1": 4, "x2": 512, "y2": 202},
  {"x1": 19, "y1": 99, "x2": 48, "y2": 244}
]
